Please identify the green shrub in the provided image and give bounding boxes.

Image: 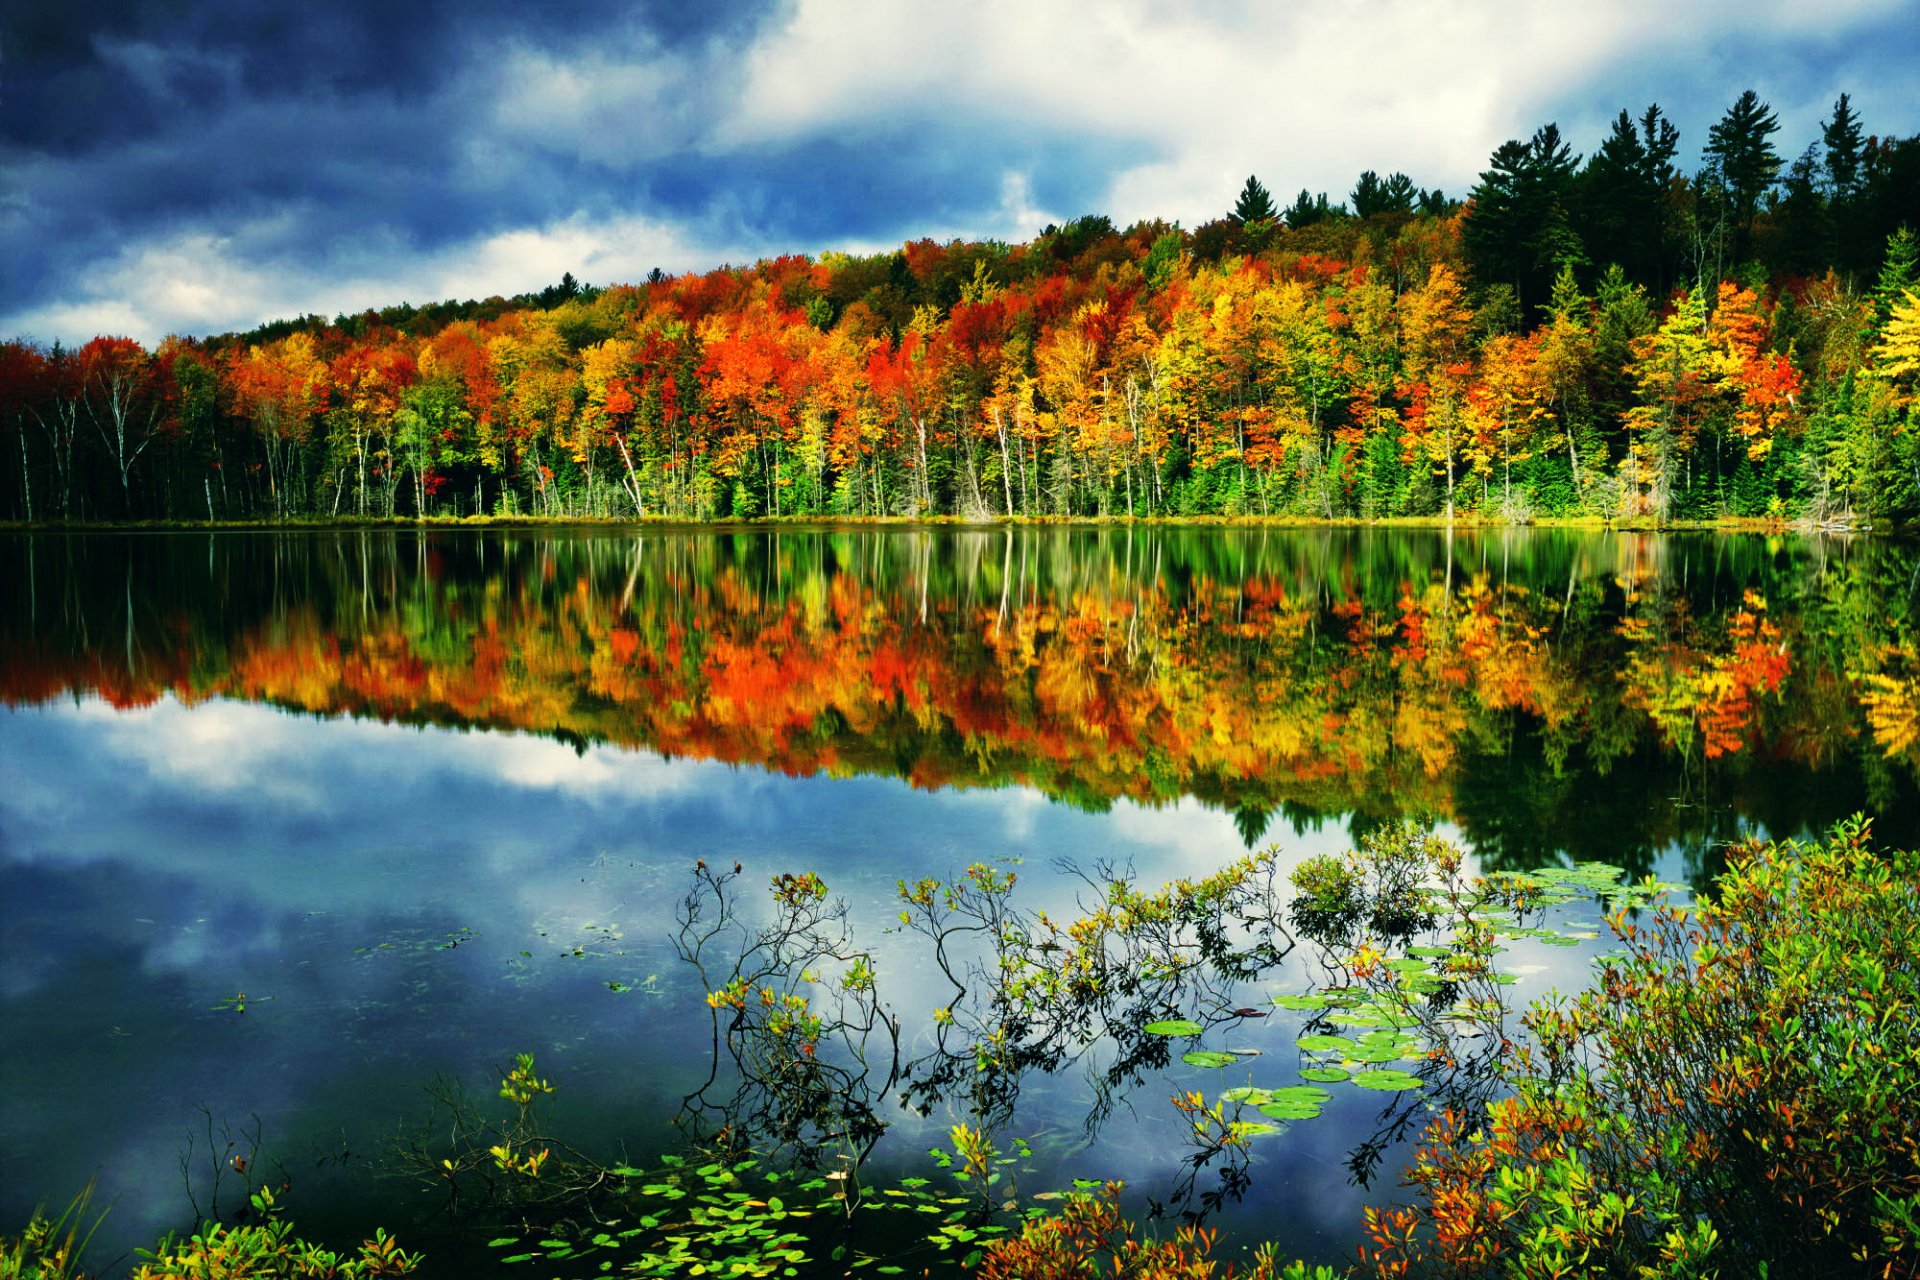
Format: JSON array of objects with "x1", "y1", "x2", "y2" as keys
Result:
[{"x1": 1363, "y1": 817, "x2": 1920, "y2": 1278}]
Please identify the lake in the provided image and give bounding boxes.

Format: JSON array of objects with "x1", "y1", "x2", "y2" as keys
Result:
[{"x1": 2, "y1": 525, "x2": 1915, "y2": 1275}]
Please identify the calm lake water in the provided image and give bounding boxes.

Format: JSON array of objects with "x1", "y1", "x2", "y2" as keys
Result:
[{"x1": 2, "y1": 526, "x2": 1916, "y2": 1275}]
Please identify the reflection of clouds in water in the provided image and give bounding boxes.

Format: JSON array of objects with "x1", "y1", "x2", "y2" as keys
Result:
[
  {"x1": 0, "y1": 695, "x2": 1415, "y2": 1263},
  {"x1": 43, "y1": 695, "x2": 721, "y2": 809}
]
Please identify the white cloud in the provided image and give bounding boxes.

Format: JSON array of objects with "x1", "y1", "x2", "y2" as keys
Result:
[
  {"x1": 721, "y1": 0, "x2": 1907, "y2": 229},
  {"x1": 2, "y1": 210, "x2": 747, "y2": 347}
]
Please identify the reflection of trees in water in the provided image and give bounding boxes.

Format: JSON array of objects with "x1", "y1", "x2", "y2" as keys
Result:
[
  {"x1": 672, "y1": 861, "x2": 900, "y2": 1169},
  {"x1": 671, "y1": 851, "x2": 1296, "y2": 1220},
  {"x1": 5, "y1": 528, "x2": 1918, "y2": 870},
  {"x1": 666, "y1": 824, "x2": 1609, "y2": 1227}
]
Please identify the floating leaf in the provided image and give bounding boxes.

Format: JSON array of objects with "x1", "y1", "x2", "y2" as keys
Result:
[
  {"x1": 1258, "y1": 1100, "x2": 1323, "y2": 1121},
  {"x1": 1271, "y1": 993, "x2": 1329, "y2": 1011},
  {"x1": 1352, "y1": 1070, "x2": 1424, "y2": 1091},
  {"x1": 1230, "y1": 1121, "x2": 1283, "y2": 1137},
  {"x1": 1143, "y1": 1019, "x2": 1204, "y2": 1037},
  {"x1": 1299, "y1": 1066, "x2": 1351, "y2": 1083},
  {"x1": 1296, "y1": 1034, "x2": 1355, "y2": 1053},
  {"x1": 1220, "y1": 1086, "x2": 1266, "y2": 1103},
  {"x1": 1181, "y1": 1050, "x2": 1240, "y2": 1068}
]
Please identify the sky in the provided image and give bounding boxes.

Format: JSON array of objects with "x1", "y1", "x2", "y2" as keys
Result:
[{"x1": 3, "y1": 0, "x2": 1916, "y2": 347}]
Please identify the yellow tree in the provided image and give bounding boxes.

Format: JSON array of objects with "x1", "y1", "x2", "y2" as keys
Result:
[
  {"x1": 1472, "y1": 332, "x2": 1547, "y2": 514},
  {"x1": 1623, "y1": 286, "x2": 1712, "y2": 518},
  {"x1": 1398, "y1": 264, "x2": 1475, "y2": 520}
]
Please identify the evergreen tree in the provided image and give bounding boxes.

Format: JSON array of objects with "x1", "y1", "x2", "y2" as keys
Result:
[
  {"x1": 1283, "y1": 189, "x2": 1344, "y2": 228},
  {"x1": 1704, "y1": 90, "x2": 1782, "y2": 258},
  {"x1": 1351, "y1": 170, "x2": 1418, "y2": 217},
  {"x1": 1229, "y1": 175, "x2": 1277, "y2": 225},
  {"x1": 1774, "y1": 146, "x2": 1830, "y2": 274},
  {"x1": 1465, "y1": 123, "x2": 1583, "y2": 318},
  {"x1": 1872, "y1": 227, "x2": 1919, "y2": 328},
  {"x1": 1576, "y1": 106, "x2": 1679, "y2": 292},
  {"x1": 1823, "y1": 93, "x2": 1865, "y2": 199}
]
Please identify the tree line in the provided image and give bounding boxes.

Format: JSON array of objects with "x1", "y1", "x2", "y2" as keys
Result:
[{"x1": 3, "y1": 90, "x2": 1917, "y2": 526}]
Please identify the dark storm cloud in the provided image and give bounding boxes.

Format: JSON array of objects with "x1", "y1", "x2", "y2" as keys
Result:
[
  {"x1": 4, "y1": 0, "x2": 1914, "y2": 344},
  {"x1": 0, "y1": 0, "x2": 797, "y2": 331}
]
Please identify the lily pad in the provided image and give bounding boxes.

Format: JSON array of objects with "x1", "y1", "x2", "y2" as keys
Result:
[
  {"x1": 1296, "y1": 1034, "x2": 1356, "y2": 1053},
  {"x1": 1143, "y1": 1019, "x2": 1204, "y2": 1037},
  {"x1": 1299, "y1": 1066, "x2": 1351, "y2": 1083},
  {"x1": 1230, "y1": 1120, "x2": 1284, "y2": 1137},
  {"x1": 1181, "y1": 1050, "x2": 1241, "y2": 1069},
  {"x1": 1259, "y1": 1101, "x2": 1323, "y2": 1121},
  {"x1": 1270, "y1": 993, "x2": 1329, "y2": 1011},
  {"x1": 1351, "y1": 1070, "x2": 1424, "y2": 1091}
]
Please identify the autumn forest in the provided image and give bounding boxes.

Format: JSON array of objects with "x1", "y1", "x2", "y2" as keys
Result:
[{"x1": 6, "y1": 91, "x2": 1920, "y2": 529}]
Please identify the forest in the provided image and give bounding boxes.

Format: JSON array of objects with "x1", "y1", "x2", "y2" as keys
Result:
[{"x1": 4, "y1": 90, "x2": 1919, "y2": 527}]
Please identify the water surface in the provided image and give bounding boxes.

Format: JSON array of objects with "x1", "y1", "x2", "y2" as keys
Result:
[{"x1": 2, "y1": 526, "x2": 1915, "y2": 1273}]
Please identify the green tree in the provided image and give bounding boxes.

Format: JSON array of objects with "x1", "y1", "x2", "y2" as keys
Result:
[
  {"x1": 1465, "y1": 124, "x2": 1583, "y2": 318},
  {"x1": 1351, "y1": 170, "x2": 1417, "y2": 217},
  {"x1": 1704, "y1": 89, "x2": 1782, "y2": 257},
  {"x1": 1577, "y1": 105, "x2": 1679, "y2": 291},
  {"x1": 1229, "y1": 175, "x2": 1277, "y2": 225}
]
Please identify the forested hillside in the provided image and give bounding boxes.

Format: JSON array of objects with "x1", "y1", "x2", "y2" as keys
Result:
[{"x1": 5, "y1": 91, "x2": 1918, "y2": 525}]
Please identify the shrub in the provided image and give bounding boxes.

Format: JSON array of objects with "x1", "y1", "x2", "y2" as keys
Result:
[
  {"x1": 1362, "y1": 817, "x2": 1920, "y2": 1278},
  {"x1": 130, "y1": 1189, "x2": 418, "y2": 1280},
  {"x1": 976, "y1": 1182, "x2": 1340, "y2": 1280}
]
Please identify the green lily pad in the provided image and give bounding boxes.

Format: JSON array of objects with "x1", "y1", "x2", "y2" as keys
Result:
[
  {"x1": 1270, "y1": 993, "x2": 1329, "y2": 1011},
  {"x1": 1230, "y1": 1120, "x2": 1284, "y2": 1137},
  {"x1": 1265, "y1": 1086, "x2": 1332, "y2": 1104},
  {"x1": 1406, "y1": 945, "x2": 1451, "y2": 959},
  {"x1": 1144, "y1": 1019, "x2": 1204, "y2": 1037},
  {"x1": 1297, "y1": 1034, "x2": 1356, "y2": 1053},
  {"x1": 1352, "y1": 1070, "x2": 1424, "y2": 1091},
  {"x1": 1182, "y1": 1050, "x2": 1240, "y2": 1068},
  {"x1": 1220, "y1": 1086, "x2": 1267, "y2": 1104},
  {"x1": 1299, "y1": 1066, "x2": 1351, "y2": 1083},
  {"x1": 1258, "y1": 1100, "x2": 1323, "y2": 1121}
]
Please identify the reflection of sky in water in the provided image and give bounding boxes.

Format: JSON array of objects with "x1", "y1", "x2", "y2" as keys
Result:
[{"x1": 0, "y1": 695, "x2": 1609, "y2": 1271}]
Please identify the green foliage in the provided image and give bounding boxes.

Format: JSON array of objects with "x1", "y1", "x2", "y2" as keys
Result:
[
  {"x1": 1, "y1": 1186, "x2": 102, "y2": 1280},
  {"x1": 1364, "y1": 818, "x2": 1920, "y2": 1278},
  {"x1": 131, "y1": 1188, "x2": 417, "y2": 1279}
]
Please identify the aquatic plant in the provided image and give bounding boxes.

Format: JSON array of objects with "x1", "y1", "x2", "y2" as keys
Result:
[
  {"x1": 131, "y1": 1187, "x2": 417, "y2": 1280},
  {"x1": 975, "y1": 1181, "x2": 1341, "y2": 1280},
  {"x1": 0, "y1": 1185, "x2": 103, "y2": 1280}
]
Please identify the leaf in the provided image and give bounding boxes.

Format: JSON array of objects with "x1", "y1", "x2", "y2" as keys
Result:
[
  {"x1": 1352, "y1": 1070, "x2": 1425, "y2": 1091},
  {"x1": 1296, "y1": 1034, "x2": 1355, "y2": 1053},
  {"x1": 1300, "y1": 1066, "x2": 1352, "y2": 1083},
  {"x1": 1143, "y1": 1019, "x2": 1205, "y2": 1036},
  {"x1": 1271, "y1": 993, "x2": 1330, "y2": 1010},
  {"x1": 1182, "y1": 1050, "x2": 1241, "y2": 1068}
]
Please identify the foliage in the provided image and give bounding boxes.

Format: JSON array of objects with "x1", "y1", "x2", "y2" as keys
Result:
[
  {"x1": 0, "y1": 1186, "x2": 102, "y2": 1280},
  {"x1": 6, "y1": 89, "x2": 1920, "y2": 525},
  {"x1": 976, "y1": 1181, "x2": 1338, "y2": 1280},
  {"x1": 1360, "y1": 818, "x2": 1920, "y2": 1278},
  {"x1": 131, "y1": 1188, "x2": 417, "y2": 1280}
]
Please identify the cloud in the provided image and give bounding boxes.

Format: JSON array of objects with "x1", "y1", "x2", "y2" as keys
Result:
[{"x1": 2, "y1": 0, "x2": 1915, "y2": 346}]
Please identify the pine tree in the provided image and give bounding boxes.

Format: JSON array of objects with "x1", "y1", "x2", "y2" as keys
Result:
[
  {"x1": 1229, "y1": 175, "x2": 1277, "y2": 225},
  {"x1": 1704, "y1": 90, "x2": 1782, "y2": 257}
]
